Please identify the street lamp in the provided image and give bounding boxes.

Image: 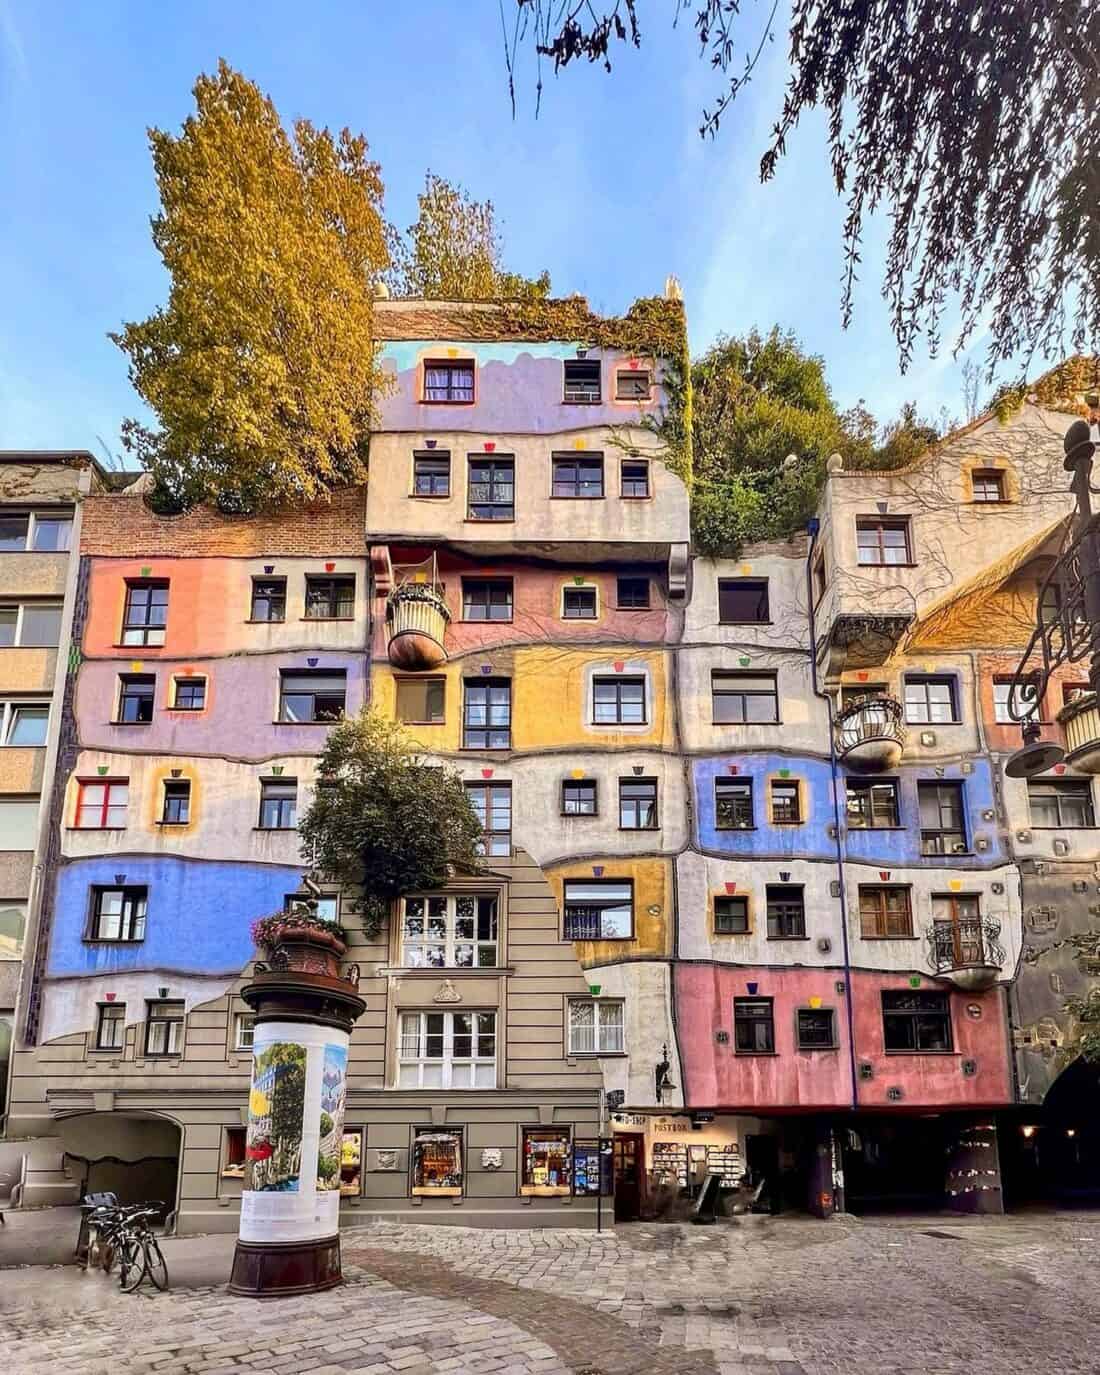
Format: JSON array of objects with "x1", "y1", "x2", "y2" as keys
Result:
[{"x1": 1006, "y1": 403, "x2": 1100, "y2": 777}]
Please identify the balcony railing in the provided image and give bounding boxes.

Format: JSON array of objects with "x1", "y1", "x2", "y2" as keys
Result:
[
  {"x1": 1057, "y1": 689, "x2": 1100, "y2": 773},
  {"x1": 386, "y1": 581, "x2": 450, "y2": 671},
  {"x1": 834, "y1": 694, "x2": 907, "y2": 771},
  {"x1": 927, "y1": 917, "x2": 1005, "y2": 991}
]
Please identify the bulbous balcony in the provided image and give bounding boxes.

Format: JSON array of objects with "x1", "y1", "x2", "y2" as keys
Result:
[
  {"x1": 834, "y1": 694, "x2": 906, "y2": 771},
  {"x1": 386, "y1": 581, "x2": 450, "y2": 671},
  {"x1": 1057, "y1": 690, "x2": 1100, "y2": 774},
  {"x1": 927, "y1": 916, "x2": 1005, "y2": 992}
]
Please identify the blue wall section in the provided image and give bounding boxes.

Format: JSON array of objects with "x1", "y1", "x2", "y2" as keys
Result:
[
  {"x1": 693, "y1": 755, "x2": 1005, "y2": 867},
  {"x1": 47, "y1": 857, "x2": 304, "y2": 978}
]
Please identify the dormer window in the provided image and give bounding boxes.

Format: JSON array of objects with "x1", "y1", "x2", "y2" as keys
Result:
[{"x1": 423, "y1": 360, "x2": 474, "y2": 404}]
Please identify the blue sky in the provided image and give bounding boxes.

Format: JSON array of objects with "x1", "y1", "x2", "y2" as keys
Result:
[{"x1": 0, "y1": 1, "x2": 991, "y2": 460}]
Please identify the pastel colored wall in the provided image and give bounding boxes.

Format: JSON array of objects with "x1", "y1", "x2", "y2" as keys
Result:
[
  {"x1": 583, "y1": 959, "x2": 682, "y2": 1109},
  {"x1": 684, "y1": 551, "x2": 811, "y2": 651},
  {"x1": 677, "y1": 650, "x2": 828, "y2": 755},
  {"x1": 544, "y1": 856, "x2": 672, "y2": 964}
]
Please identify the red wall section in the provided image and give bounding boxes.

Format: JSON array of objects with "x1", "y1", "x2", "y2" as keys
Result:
[{"x1": 675, "y1": 964, "x2": 1012, "y2": 1112}]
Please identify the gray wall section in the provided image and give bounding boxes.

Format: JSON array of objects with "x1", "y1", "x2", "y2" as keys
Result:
[{"x1": 9, "y1": 850, "x2": 606, "y2": 1228}]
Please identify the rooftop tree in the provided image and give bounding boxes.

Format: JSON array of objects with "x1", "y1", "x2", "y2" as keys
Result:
[{"x1": 297, "y1": 709, "x2": 485, "y2": 936}]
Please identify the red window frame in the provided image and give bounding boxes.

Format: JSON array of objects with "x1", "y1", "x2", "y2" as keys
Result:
[{"x1": 75, "y1": 778, "x2": 128, "y2": 829}]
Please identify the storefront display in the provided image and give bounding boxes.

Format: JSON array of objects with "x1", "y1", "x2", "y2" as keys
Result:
[
  {"x1": 521, "y1": 1128, "x2": 571, "y2": 1195},
  {"x1": 412, "y1": 1128, "x2": 464, "y2": 1195},
  {"x1": 651, "y1": 1140, "x2": 688, "y2": 1188},
  {"x1": 340, "y1": 1128, "x2": 362, "y2": 1197}
]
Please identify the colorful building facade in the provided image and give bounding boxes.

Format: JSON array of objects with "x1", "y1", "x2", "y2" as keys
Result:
[{"x1": 7, "y1": 307, "x2": 1100, "y2": 1224}]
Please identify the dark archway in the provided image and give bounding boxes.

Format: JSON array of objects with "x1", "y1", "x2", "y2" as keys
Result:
[
  {"x1": 1002, "y1": 1057, "x2": 1100, "y2": 1208},
  {"x1": 57, "y1": 1111, "x2": 182, "y2": 1222}
]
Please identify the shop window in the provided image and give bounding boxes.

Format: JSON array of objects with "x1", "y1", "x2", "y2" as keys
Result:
[
  {"x1": 117, "y1": 674, "x2": 155, "y2": 724},
  {"x1": 467, "y1": 457, "x2": 515, "y2": 521},
  {"x1": 233, "y1": 1012, "x2": 255, "y2": 1051},
  {"x1": 766, "y1": 884, "x2": 805, "y2": 939},
  {"x1": 75, "y1": 779, "x2": 128, "y2": 829},
  {"x1": 400, "y1": 1014, "x2": 496, "y2": 1090},
  {"x1": 89, "y1": 885, "x2": 147, "y2": 942},
  {"x1": 94, "y1": 1002, "x2": 125, "y2": 1052},
  {"x1": 424, "y1": 360, "x2": 474, "y2": 403},
  {"x1": 172, "y1": 676, "x2": 206, "y2": 711},
  {"x1": 258, "y1": 778, "x2": 297, "y2": 830},
  {"x1": 552, "y1": 454, "x2": 604, "y2": 498},
  {"x1": 278, "y1": 670, "x2": 346, "y2": 723},
  {"x1": 971, "y1": 469, "x2": 1006, "y2": 503},
  {"x1": 715, "y1": 777, "x2": 753, "y2": 829},
  {"x1": 121, "y1": 580, "x2": 169, "y2": 647},
  {"x1": 714, "y1": 895, "x2": 749, "y2": 935},
  {"x1": 144, "y1": 1000, "x2": 184, "y2": 1057},
  {"x1": 567, "y1": 998, "x2": 624, "y2": 1054},
  {"x1": 858, "y1": 885, "x2": 913, "y2": 938},
  {"x1": 918, "y1": 780, "x2": 968, "y2": 855},
  {"x1": 856, "y1": 517, "x2": 912, "y2": 566},
  {"x1": 882, "y1": 990, "x2": 953, "y2": 1052},
  {"x1": 619, "y1": 777, "x2": 657, "y2": 829},
  {"x1": 718, "y1": 578, "x2": 769, "y2": 624},
  {"x1": 522, "y1": 1128, "x2": 572, "y2": 1195},
  {"x1": 562, "y1": 778, "x2": 597, "y2": 815},
  {"x1": 592, "y1": 675, "x2": 646, "y2": 725},
  {"x1": 620, "y1": 460, "x2": 650, "y2": 497},
  {"x1": 0, "y1": 602, "x2": 62, "y2": 648},
  {"x1": 770, "y1": 780, "x2": 801, "y2": 824},
  {"x1": 400, "y1": 893, "x2": 498, "y2": 968},
  {"x1": 462, "y1": 678, "x2": 511, "y2": 748},
  {"x1": 465, "y1": 781, "x2": 512, "y2": 857},
  {"x1": 222, "y1": 1127, "x2": 246, "y2": 1178},
  {"x1": 2, "y1": 700, "x2": 49, "y2": 745},
  {"x1": 250, "y1": 578, "x2": 286, "y2": 622},
  {"x1": 396, "y1": 676, "x2": 445, "y2": 725},
  {"x1": 304, "y1": 575, "x2": 355, "y2": 620},
  {"x1": 1028, "y1": 779, "x2": 1095, "y2": 828},
  {"x1": 615, "y1": 368, "x2": 651, "y2": 401},
  {"x1": 563, "y1": 586, "x2": 597, "y2": 619},
  {"x1": 161, "y1": 778, "x2": 191, "y2": 825},
  {"x1": 993, "y1": 676, "x2": 1039, "y2": 724},
  {"x1": 462, "y1": 577, "x2": 513, "y2": 622},
  {"x1": 712, "y1": 671, "x2": 779, "y2": 724},
  {"x1": 734, "y1": 997, "x2": 774, "y2": 1054},
  {"x1": 616, "y1": 576, "x2": 650, "y2": 609},
  {"x1": 905, "y1": 675, "x2": 959, "y2": 724},
  {"x1": 413, "y1": 452, "x2": 451, "y2": 496},
  {"x1": 563, "y1": 359, "x2": 601, "y2": 403},
  {"x1": 340, "y1": 1129, "x2": 363, "y2": 1196},
  {"x1": 796, "y1": 1009, "x2": 836, "y2": 1050},
  {"x1": 412, "y1": 1128, "x2": 465, "y2": 1194},
  {"x1": 846, "y1": 779, "x2": 899, "y2": 828},
  {"x1": 563, "y1": 880, "x2": 633, "y2": 940}
]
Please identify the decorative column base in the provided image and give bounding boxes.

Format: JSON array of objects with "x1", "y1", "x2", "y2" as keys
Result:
[{"x1": 229, "y1": 1234, "x2": 343, "y2": 1298}]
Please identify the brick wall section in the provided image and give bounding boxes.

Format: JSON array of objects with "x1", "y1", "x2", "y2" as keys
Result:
[{"x1": 80, "y1": 485, "x2": 368, "y2": 558}]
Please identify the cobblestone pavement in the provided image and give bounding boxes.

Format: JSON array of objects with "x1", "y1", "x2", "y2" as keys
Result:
[{"x1": 5, "y1": 1213, "x2": 1100, "y2": 1374}]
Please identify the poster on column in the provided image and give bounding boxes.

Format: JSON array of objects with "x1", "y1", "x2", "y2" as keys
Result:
[{"x1": 239, "y1": 1022, "x2": 349, "y2": 1243}]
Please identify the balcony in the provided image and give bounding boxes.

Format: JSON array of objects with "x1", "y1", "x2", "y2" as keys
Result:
[
  {"x1": 927, "y1": 916, "x2": 1005, "y2": 992},
  {"x1": 1057, "y1": 690, "x2": 1100, "y2": 773},
  {"x1": 386, "y1": 576, "x2": 450, "y2": 672},
  {"x1": 834, "y1": 694, "x2": 906, "y2": 771}
]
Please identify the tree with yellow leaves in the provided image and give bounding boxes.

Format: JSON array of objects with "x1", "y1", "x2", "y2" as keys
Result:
[{"x1": 112, "y1": 61, "x2": 391, "y2": 511}]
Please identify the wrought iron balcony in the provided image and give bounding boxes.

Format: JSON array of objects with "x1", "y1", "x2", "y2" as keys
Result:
[
  {"x1": 927, "y1": 916, "x2": 1005, "y2": 992},
  {"x1": 834, "y1": 693, "x2": 906, "y2": 771},
  {"x1": 386, "y1": 580, "x2": 450, "y2": 671},
  {"x1": 1057, "y1": 689, "x2": 1100, "y2": 774}
]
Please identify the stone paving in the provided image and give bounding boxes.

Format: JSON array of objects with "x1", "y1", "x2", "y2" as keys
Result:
[{"x1": 4, "y1": 1213, "x2": 1100, "y2": 1374}]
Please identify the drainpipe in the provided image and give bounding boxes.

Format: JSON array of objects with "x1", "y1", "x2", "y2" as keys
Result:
[{"x1": 805, "y1": 519, "x2": 860, "y2": 1122}]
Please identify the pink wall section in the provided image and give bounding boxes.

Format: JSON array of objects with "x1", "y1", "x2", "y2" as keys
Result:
[{"x1": 674, "y1": 964, "x2": 1012, "y2": 1112}]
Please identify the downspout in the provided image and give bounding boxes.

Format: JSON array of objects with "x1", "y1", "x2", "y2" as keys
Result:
[{"x1": 805, "y1": 519, "x2": 860, "y2": 1114}]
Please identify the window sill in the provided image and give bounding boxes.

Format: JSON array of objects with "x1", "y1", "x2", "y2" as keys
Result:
[
  {"x1": 714, "y1": 931, "x2": 751, "y2": 938},
  {"x1": 411, "y1": 1185, "x2": 463, "y2": 1196},
  {"x1": 1027, "y1": 825, "x2": 1097, "y2": 831},
  {"x1": 114, "y1": 643, "x2": 166, "y2": 650},
  {"x1": 883, "y1": 1049, "x2": 958, "y2": 1057},
  {"x1": 733, "y1": 1050, "x2": 778, "y2": 1057},
  {"x1": 770, "y1": 820, "x2": 804, "y2": 827},
  {"x1": 408, "y1": 493, "x2": 451, "y2": 500},
  {"x1": 716, "y1": 826, "x2": 757, "y2": 833},
  {"x1": 568, "y1": 1050, "x2": 627, "y2": 1058},
  {"x1": 253, "y1": 827, "x2": 297, "y2": 833},
  {"x1": 855, "y1": 562, "x2": 919, "y2": 570},
  {"x1": 221, "y1": 1168, "x2": 245, "y2": 1179},
  {"x1": 155, "y1": 820, "x2": 189, "y2": 827},
  {"x1": 244, "y1": 618, "x2": 287, "y2": 625},
  {"x1": 859, "y1": 934, "x2": 916, "y2": 941},
  {"x1": 797, "y1": 1044, "x2": 840, "y2": 1052},
  {"x1": 564, "y1": 935, "x2": 636, "y2": 943},
  {"x1": 111, "y1": 721, "x2": 151, "y2": 727},
  {"x1": 520, "y1": 1185, "x2": 571, "y2": 1197},
  {"x1": 385, "y1": 965, "x2": 513, "y2": 976},
  {"x1": 719, "y1": 620, "x2": 773, "y2": 627},
  {"x1": 420, "y1": 398, "x2": 475, "y2": 406},
  {"x1": 711, "y1": 721, "x2": 783, "y2": 728},
  {"x1": 398, "y1": 719, "x2": 446, "y2": 727},
  {"x1": 464, "y1": 518, "x2": 516, "y2": 525},
  {"x1": 67, "y1": 826, "x2": 127, "y2": 832},
  {"x1": 619, "y1": 826, "x2": 660, "y2": 833},
  {"x1": 299, "y1": 617, "x2": 355, "y2": 623},
  {"x1": 560, "y1": 399, "x2": 602, "y2": 406},
  {"x1": 549, "y1": 495, "x2": 606, "y2": 501},
  {"x1": 560, "y1": 812, "x2": 598, "y2": 818},
  {"x1": 272, "y1": 719, "x2": 336, "y2": 726},
  {"x1": 766, "y1": 935, "x2": 810, "y2": 942},
  {"x1": 82, "y1": 937, "x2": 144, "y2": 946},
  {"x1": 165, "y1": 708, "x2": 205, "y2": 714},
  {"x1": 460, "y1": 618, "x2": 514, "y2": 625},
  {"x1": 847, "y1": 825, "x2": 906, "y2": 832},
  {"x1": 619, "y1": 494, "x2": 652, "y2": 501},
  {"x1": 616, "y1": 605, "x2": 652, "y2": 612}
]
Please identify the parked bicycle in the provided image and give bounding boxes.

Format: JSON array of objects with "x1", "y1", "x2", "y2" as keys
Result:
[{"x1": 80, "y1": 1196, "x2": 169, "y2": 1292}]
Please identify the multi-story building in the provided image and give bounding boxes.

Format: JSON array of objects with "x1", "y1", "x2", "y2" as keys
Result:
[{"x1": 8, "y1": 310, "x2": 1100, "y2": 1225}]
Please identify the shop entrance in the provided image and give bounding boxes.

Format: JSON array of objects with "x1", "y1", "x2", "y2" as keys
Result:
[
  {"x1": 1002, "y1": 1057, "x2": 1100, "y2": 1209},
  {"x1": 613, "y1": 1132, "x2": 644, "y2": 1221},
  {"x1": 840, "y1": 1117, "x2": 948, "y2": 1213}
]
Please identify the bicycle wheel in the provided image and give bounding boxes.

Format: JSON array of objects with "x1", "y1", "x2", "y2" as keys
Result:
[
  {"x1": 142, "y1": 1235, "x2": 168, "y2": 1291},
  {"x1": 118, "y1": 1234, "x2": 145, "y2": 1292},
  {"x1": 99, "y1": 1237, "x2": 117, "y2": 1274}
]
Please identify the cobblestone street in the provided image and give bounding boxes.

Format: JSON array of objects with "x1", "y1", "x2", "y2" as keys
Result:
[{"x1": 4, "y1": 1213, "x2": 1100, "y2": 1374}]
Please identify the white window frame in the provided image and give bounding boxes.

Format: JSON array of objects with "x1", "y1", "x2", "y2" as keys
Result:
[
  {"x1": 0, "y1": 511, "x2": 73, "y2": 553},
  {"x1": 399, "y1": 893, "x2": 499, "y2": 968},
  {"x1": 0, "y1": 601, "x2": 64, "y2": 648},
  {"x1": 397, "y1": 1010, "x2": 497, "y2": 1089},
  {"x1": 567, "y1": 998, "x2": 625, "y2": 1055},
  {"x1": 233, "y1": 1011, "x2": 256, "y2": 1051},
  {"x1": 993, "y1": 677, "x2": 1039, "y2": 725},
  {"x1": 560, "y1": 582, "x2": 599, "y2": 621},
  {"x1": 0, "y1": 699, "x2": 50, "y2": 746}
]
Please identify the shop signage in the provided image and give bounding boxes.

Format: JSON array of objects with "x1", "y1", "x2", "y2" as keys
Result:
[{"x1": 653, "y1": 1117, "x2": 692, "y2": 1134}]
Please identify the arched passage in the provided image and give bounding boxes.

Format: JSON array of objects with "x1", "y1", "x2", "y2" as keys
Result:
[
  {"x1": 56, "y1": 1111, "x2": 182, "y2": 1217},
  {"x1": 1002, "y1": 1057, "x2": 1100, "y2": 1208}
]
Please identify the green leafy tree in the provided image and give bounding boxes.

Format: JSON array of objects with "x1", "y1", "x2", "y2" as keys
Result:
[
  {"x1": 392, "y1": 172, "x2": 550, "y2": 300},
  {"x1": 1063, "y1": 991, "x2": 1100, "y2": 1065},
  {"x1": 298, "y1": 709, "x2": 484, "y2": 935},
  {"x1": 112, "y1": 61, "x2": 391, "y2": 511}
]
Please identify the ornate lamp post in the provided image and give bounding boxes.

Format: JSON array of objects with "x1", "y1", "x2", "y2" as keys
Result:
[{"x1": 1005, "y1": 402, "x2": 1100, "y2": 778}]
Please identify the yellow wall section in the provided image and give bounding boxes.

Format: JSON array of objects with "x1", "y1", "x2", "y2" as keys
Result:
[{"x1": 545, "y1": 857, "x2": 672, "y2": 965}]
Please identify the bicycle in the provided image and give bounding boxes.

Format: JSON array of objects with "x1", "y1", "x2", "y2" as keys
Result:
[{"x1": 81, "y1": 1198, "x2": 169, "y2": 1292}]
